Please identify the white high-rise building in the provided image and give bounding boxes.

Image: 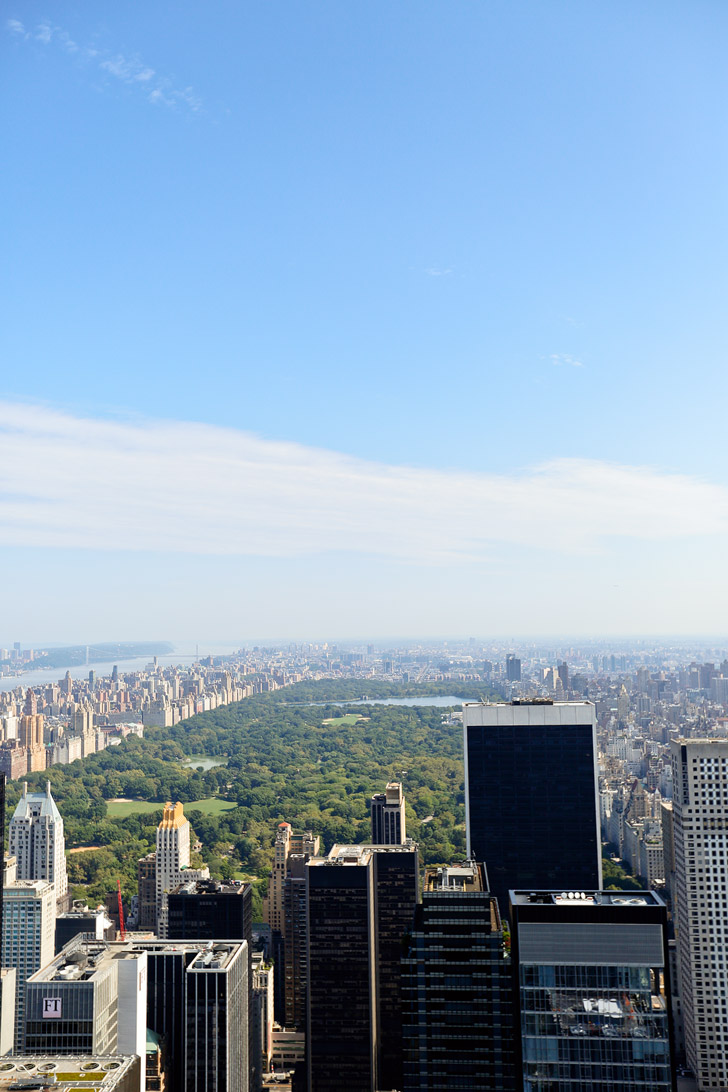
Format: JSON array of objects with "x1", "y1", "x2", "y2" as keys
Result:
[
  {"x1": 155, "y1": 801, "x2": 209, "y2": 936},
  {"x1": 1, "y1": 879, "x2": 55, "y2": 1049},
  {"x1": 671, "y1": 738, "x2": 728, "y2": 1089},
  {"x1": 8, "y1": 781, "x2": 68, "y2": 908}
]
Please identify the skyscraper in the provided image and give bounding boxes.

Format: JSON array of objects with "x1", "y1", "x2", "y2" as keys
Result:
[
  {"x1": 24, "y1": 938, "x2": 147, "y2": 1059},
  {"x1": 167, "y1": 878, "x2": 252, "y2": 948},
  {"x1": 505, "y1": 655, "x2": 521, "y2": 682},
  {"x1": 510, "y1": 889, "x2": 674, "y2": 1091},
  {"x1": 0, "y1": 773, "x2": 5, "y2": 933},
  {"x1": 401, "y1": 862, "x2": 514, "y2": 1091},
  {"x1": 464, "y1": 700, "x2": 601, "y2": 912},
  {"x1": 185, "y1": 942, "x2": 248, "y2": 1092},
  {"x1": 306, "y1": 846, "x2": 376, "y2": 1092},
  {"x1": 263, "y1": 823, "x2": 319, "y2": 1022},
  {"x1": 1, "y1": 878, "x2": 55, "y2": 1048},
  {"x1": 19, "y1": 691, "x2": 45, "y2": 773},
  {"x1": 671, "y1": 738, "x2": 728, "y2": 1088},
  {"x1": 155, "y1": 801, "x2": 209, "y2": 936},
  {"x1": 23, "y1": 934, "x2": 248, "y2": 1092},
  {"x1": 283, "y1": 854, "x2": 309, "y2": 1029},
  {"x1": 368, "y1": 842, "x2": 420, "y2": 1092},
  {"x1": 9, "y1": 780, "x2": 69, "y2": 910},
  {"x1": 370, "y1": 782, "x2": 406, "y2": 845},
  {"x1": 166, "y1": 878, "x2": 255, "y2": 1088},
  {"x1": 306, "y1": 842, "x2": 419, "y2": 1092}
]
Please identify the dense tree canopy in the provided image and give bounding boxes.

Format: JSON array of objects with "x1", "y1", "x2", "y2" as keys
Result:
[{"x1": 11, "y1": 681, "x2": 497, "y2": 909}]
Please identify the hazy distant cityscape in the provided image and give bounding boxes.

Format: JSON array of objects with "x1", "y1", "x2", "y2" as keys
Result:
[{"x1": 0, "y1": 635, "x2": 724, "y2": 1086}]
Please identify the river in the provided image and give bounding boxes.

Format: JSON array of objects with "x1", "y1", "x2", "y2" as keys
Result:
[{"x1": 0, "y1": 641, "x2": 242, "y2": 693}]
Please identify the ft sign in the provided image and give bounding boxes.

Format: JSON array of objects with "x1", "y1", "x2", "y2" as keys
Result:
[{"x1": 42, "y1": 997, "x2": 62, "y2": 1019}]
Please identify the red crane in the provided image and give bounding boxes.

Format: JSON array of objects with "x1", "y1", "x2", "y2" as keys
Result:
[{"x1": 117, "y1": 879, "x2": 126, "y2": 941}]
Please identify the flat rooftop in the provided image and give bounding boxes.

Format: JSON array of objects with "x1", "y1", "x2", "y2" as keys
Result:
[
  {"x1": 28, "y1": 939, "x2": 139, "y2": 984},
  {"x1": 0, "y1": 1055, "x2": 137, "y2": 1089},
  {"x1": 169, "y1": 878, "x2": 249, "y2": 895},
  {"x1": 424, "y1": 863, "x2": 486, "y2": 893},
  {"x1": 463, "y1": 700, "x2": 595, "y2": 727},
  {"x1": 308, "y1": 845, "x2": 371, "y2": 867},
  {"x1": 187, "y1": 944, "x2": 238, "y2": 972},
  {"x1": 510, "y1": 890, "x2": 665, "y2": 908}
]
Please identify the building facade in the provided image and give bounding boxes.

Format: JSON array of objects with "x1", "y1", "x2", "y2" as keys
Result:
[
  {"x1": 1, "y1": 878, "x2": 56, "y2": 1049},
  {"x1": 263, "y1": 823, "x2": 319, "y2": 1023},
  {"x1": 510, "y1": 890, "x2": 675, "y2": 1091},
  {"x1": 370, "y1": 782, "x2": 406, "y2": 845},
  {"x1": 306, "y1": 842, "x2": 419, "y2": 1092},
  {"x1": 166, "y1": 878, "x2": 252, "y2": 948},
  {"x1": 464, "y1": 700, "x2": 602, "y2": 912},
  {"x1": 307, "y1": 847, "x2": 376, "y2": 1092},
  {"x1": 136, "y1": 937, "x2": 249, "y2": 1092},
  {"x1": 185, "y1": 942, "x2": 248, "y2": 1092},
  {"x1": 401, "y1": 862, "x2": 514, "y2": 1092},
  {"x1": 671, "y1": 738, "x2": 728, "y2": 1089},
  {"x1": 154, "y1": 802, "x2": 209, "y2": 936},
  {"x1": 8, "y1": 780, "x2": 69, "y2": 909}
]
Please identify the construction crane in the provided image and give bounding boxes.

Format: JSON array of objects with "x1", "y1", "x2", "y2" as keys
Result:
[{"x1": 117, "y1": 879, "x2": 126, "y2": 941}]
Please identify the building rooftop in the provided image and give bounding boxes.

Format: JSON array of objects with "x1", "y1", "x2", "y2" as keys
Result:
[
  {"x1": 11, "y1": 780, "x2": 63, "y2": 823},
  {"x1": 158, "y1": 801, "x2": 187, "y2": 830},
  {"x1": 30, "y1": 936, "x2": 247, "y2": 985},
  {"x1": 309, "y1": 845, "x2": 372, "y2": 867},
  {"x1": 169, "y1": 878, "x2": 249, "y2": 896},
  {"x1": 28, "y1": 938, "x2": 139, "y2": 985},
  {"x1": 3, "y1": 880, "x2": 53, "y2": 895},
  {"x1": 424, "y1": 862, "x2": 487, "y2": 893},
  {"x1": 463, "y1": 699, "x2": 593, "y2": 708},
  {"x1": 510, "y1": 889, "x2": 665, "y2": 908},
  {"x1": 0, "y1": 1055, "x2": 137, "y2": 1089},
  {"x1": 463, "y1": 699, "x2": 596, "y2": 726},
  {"x1": 187, "y1": 944, "x2": 238, "y2": 972}
]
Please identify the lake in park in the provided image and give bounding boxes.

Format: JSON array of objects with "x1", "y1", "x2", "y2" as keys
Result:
[{"x1": 182, "y1": 755, "x2": 228, "y2": 771}]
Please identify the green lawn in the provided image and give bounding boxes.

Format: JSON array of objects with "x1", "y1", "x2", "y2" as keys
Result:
[
  {"x1": 322, "y1": 713, "x2": 368, "y2": 727},
  {"x1": 106, "y1": 797, "x2": 238, "y2": 818}
]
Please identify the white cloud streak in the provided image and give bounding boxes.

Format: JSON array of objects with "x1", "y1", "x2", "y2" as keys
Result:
[
  {"x1": 1, "y1": 403, "x2": 726, "y2": 564},
  {"x1": 5, "y1": 19, "x2": 202, "y2": 114},
  {"x1": 551, "y1": 353, "x2": 583, "y2": 367}
]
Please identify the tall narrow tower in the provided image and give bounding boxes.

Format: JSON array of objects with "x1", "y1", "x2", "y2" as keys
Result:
[
  {"x1": 370, "y1": 782, "x2": 406, "y2": 845},
  {"x1": 671, "y1": 738, "x2": 728, "y2": 1089},
  {"x1": 306, "y1": 842, "x2": 419, "y2": 1092},
  {"x1": 155, "y1": 801, "x2": 210, "y2": 936}
]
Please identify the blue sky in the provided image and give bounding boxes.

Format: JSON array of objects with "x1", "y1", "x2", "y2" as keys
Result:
[{"x1": 2, "y1": 1, "x2": 728, "y2": 643}]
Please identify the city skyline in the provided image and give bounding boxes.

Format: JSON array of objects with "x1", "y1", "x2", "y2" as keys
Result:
[{"x1": 4, "y1": 2, "x2": 728, "y2": 639}]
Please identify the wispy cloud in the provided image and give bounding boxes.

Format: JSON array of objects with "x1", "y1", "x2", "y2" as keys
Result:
[
  {"x1": 551, "y1": 353, "x2": 584, "y2": 367},
  {"x1": 5, "y1": 18, "x2": 202, "y2": 114},
  {"x1": 0, "y1": 402, "x2": 726, "y2": 563},
  {"x1": 425, "y1": 267, "x2": 453, "y2": 277}
]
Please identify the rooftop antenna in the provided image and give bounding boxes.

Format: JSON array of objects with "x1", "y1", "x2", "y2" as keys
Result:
[{"x1": 117, "y1": 879, "x2": 126, "y2": 941}]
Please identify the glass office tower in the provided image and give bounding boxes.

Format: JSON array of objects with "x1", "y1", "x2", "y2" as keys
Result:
[
  {"x1": 401, "y1": 862, "x2": 514, "y2": 1091},
  {"x1": 464, "y1": 700, "x2": 602, "y2": 913},
  {"x1": 510, "y1": 890, "x2": 675, "y2": 1091}
]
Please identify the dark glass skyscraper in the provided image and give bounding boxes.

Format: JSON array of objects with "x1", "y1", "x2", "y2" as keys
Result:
[
  {"x1": 306, "y1": 842, "x2": 419, "y2": 1092},
  {"x1": 166, "y1": 878, "x2": 252, "y2": 949},
  {"x1": 464, "y1": 700, "x2": 601, "y2": 913},
  {"x1": 401, "y1": 862, "x2": 514, "y2": 1091}
]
